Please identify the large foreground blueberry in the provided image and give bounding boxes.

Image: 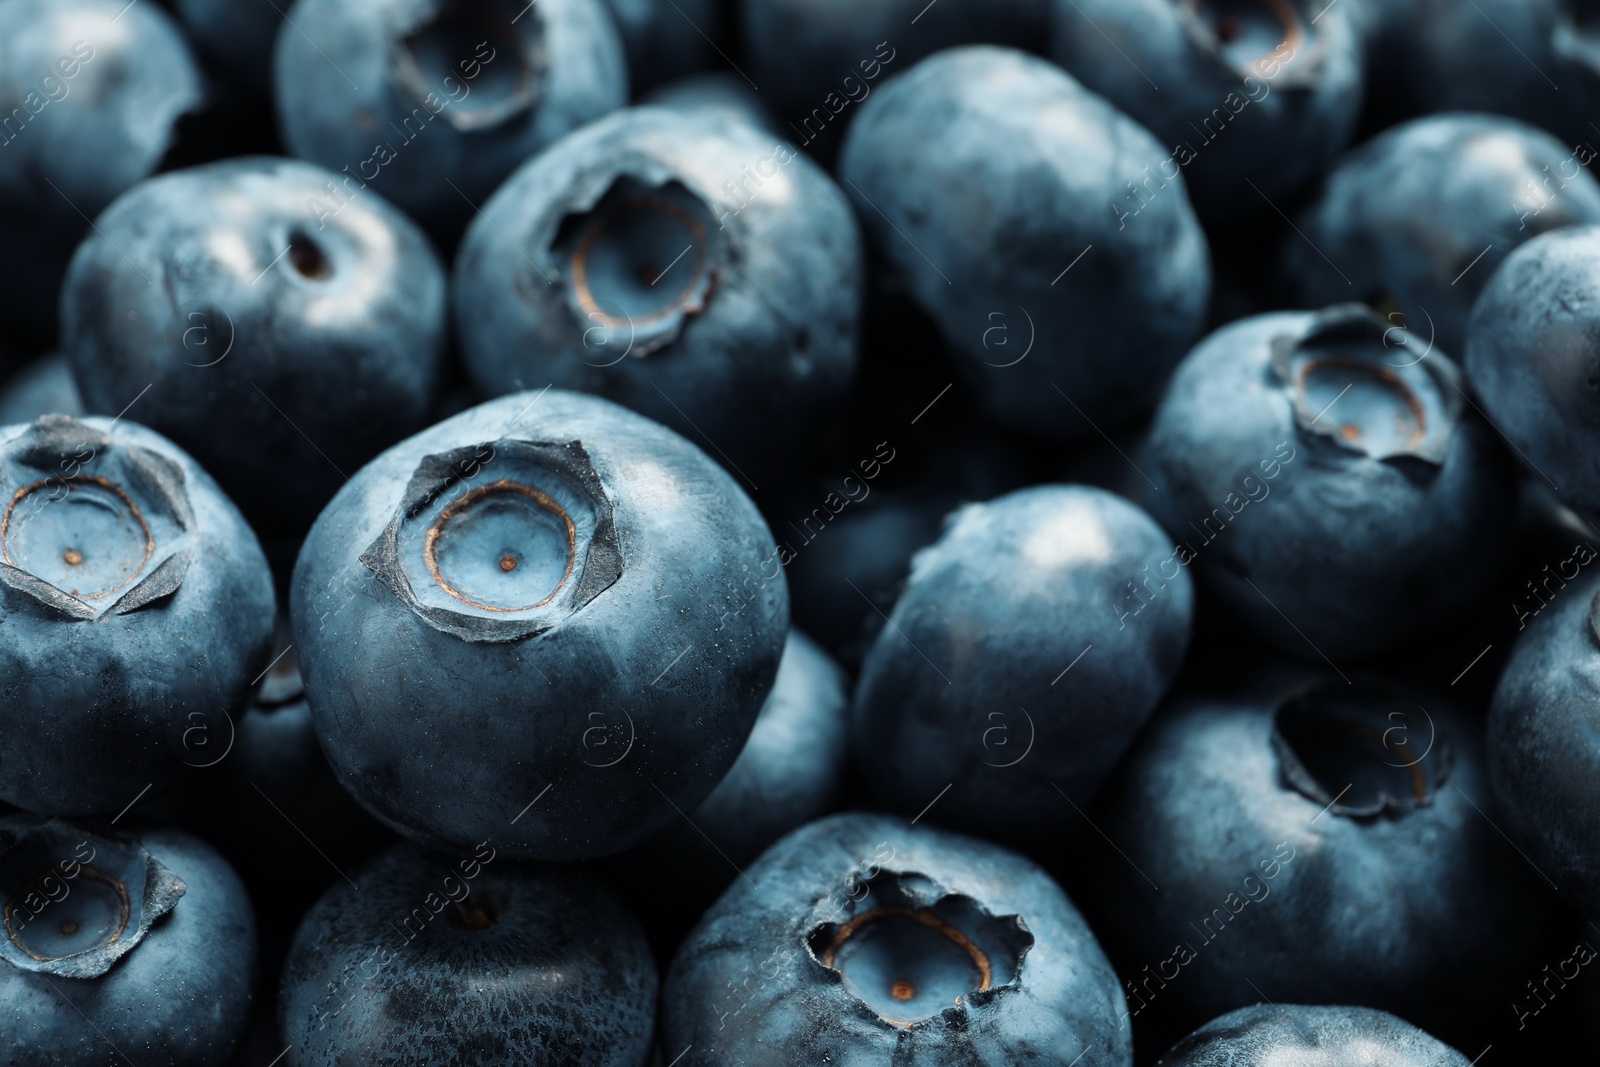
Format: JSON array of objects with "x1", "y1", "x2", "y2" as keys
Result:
[
  {"x1": 290, "y1": 390, "x2": 787, "y2": 860},
  {"x1": 0, "y1": 414, "x2": 275, "y2": 815},
  {"x1": 1156, "y1": 1004, "x2": 1472, "y2": 1066},
  {"x1": 838, "y1": 46, "x2": 1211, "y2": 438},
  {"x1": 662, "y1": 812, "x2": 1131, "y2": 1066},
  {"x1": 0, "y1": 0, "x2": 204, "y2": 343},
  {"x1": 1144, "y1": 304, "x2": 1515, "y2": 660},
  {"x1": 853, "y1": 485, "x2": 1193, "y2": 835},
  {"x1": 1087, "y1": 674, "x2": 1543, "y2": 1033},
  {"x1": 0, "y1": 815, "x2": 256, "y2": 1066},
  {"x1": 63, "y1": 157, "x2": 447, "y2": 546},
  {"x1": 455, "y1": 107, "x2": 860, "y2": 483},
  {"x1": 274, "y1": 0, "x2": 626, "y2": 235},
  {"x1": 1049, "y1": 0, "x2": 1364, "y2": 214},
  {"x1": 1487, "y1": 566, "x2": 1600, "y2": 918},
  {"x1": 280, "y1": 841, "x2": 656, "y2": 1066},
  {"x1": 1466, "y1": 225, "x2": 1600, "y2": 519},
  {"x1": 1289, "y1": 113, "x2": 1600, "y2": 357}
]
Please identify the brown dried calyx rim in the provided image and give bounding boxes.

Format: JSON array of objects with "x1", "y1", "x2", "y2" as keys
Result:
[
  {"x1": 0, "y1": 414, "x2": 193, "y2": 621},
  {"x1": 1269, "y1": 303, "x2": 1463, "y2": 466},
  {"x1": 361, "y1": 437, "x2": 622, "y2": 642},
  {"x1": 1272, "y1": 676, "x2": 1453, "y2": 819},
  {"x1": 0, "y1": 814, "x2": 186, "y2": 979},
  {"x1": 804, "y1": 870, "x2": 1034, "y2": 1028}
]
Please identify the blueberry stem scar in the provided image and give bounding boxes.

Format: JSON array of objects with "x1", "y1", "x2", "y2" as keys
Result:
[
  {"x1": 421, "y1": 479, "x2": 575, "y2": 611},
  {"x1": 1, "y1": 475, "x2": 155, "y2": 600},
  {"x1": 817, "y1": 904, "x2": 993, "y2": 1027},
  {"x1": 4, "y1": 866, "x2": 131, "y2": 962},
  {"x1": 569, "y1": 193, "x2": 709, "y2": 328}
]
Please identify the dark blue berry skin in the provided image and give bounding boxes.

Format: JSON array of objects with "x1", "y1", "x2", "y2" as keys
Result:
[
  {"x1": 62, "y1": 157, "x2": 446, "y2": 547},
  {"x1": 290, "y1": 390, "x2": 787, "y2": 861},
  {"x1": 663, "y1": 811, "x2": 1131, "y2": 1066},
  {"x1": 1048, "y1": 0, "x2": 1364, "y2": 216},
  {"x1": 1359, "y1": 0, "x2": 1600, "y2": 148},
  {"x1": 740, "y1": 0, "x2": 1047, "y2": 119},
  {"x1": 455, "y1": 106, "x2": 861, "y2": 485},
  {"x1": 0, "y1": 0, "x2": 203, "y2": 345},
  {"x1": 838, "y1": 46, "x2": 1211, "y2": 439},
  {"x1": 279, "y1": 841, "x2": 657, "y2": 1067},
  {"x1": 0, "y1": 414, "x2": 275, "y2": 816},
  {"x1": 1086, "y1": 674, "x2": 1544, "y2": 1035},
  {"x1": 669, "y1": 629, "x2": 849, "y2": 867},
  {"x1": 853, "y1": 485, "x2": 1193, "y2": 836},
  {"x1": 174, "y1": 0, "x2": 283, "y2": 96},
  {"x1": 602, "y1": 0, "x2": 721, "y2": 92},
  {"x1": 0, "y1": 815, "x2": 257, "y2": 1066},
  {"x1": 1487, "y1": 566, "x2": 1600, "y2": 919},
  {"x1": 1289, "y1": 113, "x2": 1600, "y2": 358},
  {"x1": 1156, "y1": 1005, "x2": 1472, "y2": 1066},
  {"x1": 1466, "y1": 225, "x2": 1600, "y2": 520},
  {"x1": 273, "y1": 0, "x2": 626, "y2": 237},
  {"x1": 642, "y1": 72, "x2": 779, "y2": 137},
  {"x1": 1143, "y1": 305, "x2": 1516, "y2": 661},
  {"x1": 607, "y1": 629, "x2": 849, "y2": 959},
  {"x1": 0, "y1": 355, "x2": 83, "y2": 426}
]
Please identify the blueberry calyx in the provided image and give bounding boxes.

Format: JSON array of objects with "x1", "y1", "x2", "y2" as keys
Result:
[
  {"x1": 360, "y1": 437, "x2": 622, "y2": 641},
  {"x1": 0, "y1": 815, "x2": 186, "y2": 979},
  {"x1": 0, "y1": 415, "x2": 194, "y2": 621},
  {"x1": 550, "y1": 175, "x2": 723, "y2": 359},
  {"x1": 804, "y1": 870, "x2": 1034, "y2": 1028},
  {"x1": 1271, "y1": 677, "x2": 1454, "y2": 819},
  {"x1": 1178, "y1": 0, "x2": 1319, "y2": 85},
  {"x1": 1270, "y1": 304, "x2": 1461, "y2": 465},
  {"x1": 392, "y1": 0, "x2": 546, "y2": 133}
]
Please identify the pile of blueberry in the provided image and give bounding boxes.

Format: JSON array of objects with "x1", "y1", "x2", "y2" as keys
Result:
[{"x1": 3, "y1": 0, "x2": 1600, "y2": 1063}]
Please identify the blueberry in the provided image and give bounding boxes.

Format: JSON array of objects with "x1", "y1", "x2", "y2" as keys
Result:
[
  {"x1": 602, "y1": 0, "x2": 722, "y2": 92},
  {"x1": 1144, "y1": 304, "x2": 1515, "y2": 660},
  {"x1": 1487, "y1": 566, "x2": 1600, "y2": 918},
  {"x1": 0, "y1": 354, "x2": 84, "y2": 426},
  {"x1": 0, "y1": 0, "x2": 203, "y2": 346},
  {"x1": 0, "y1": 414, "x2": 275, "y2": 815},
  {"x1": 1156, "y1": 1004, "x2": 1473, "y2": 1066},
  {"x1": 663, "y1": 811, "x2": 1130, "y2": 1065},
  {"x1": 1086, "y1": 674, "x2": 1543, "y2": 1034},
  {"x1": 669, "y1": 629, "x2": 849, "y2": 866},
  {"x1": 0, "y1": 814, "x2": 256, "y2": 1066},
  {"x1": 1466, "y1": 224, "x2": 1600, "y2": 520},
  {"x1": 274, "y1": 0, "x2": 626, "y2": 237},
  {"x1": 642, "y1": 71, "x2": 779, "y2": 137},
  {"x1": 1048, "y1": 0, "x2": 1364, "y2": 215},
  {"x1": 186, "y1": 632, "x2": 394, "y2": 968},
  {"x1": 1289, "y1": 113, "x2": 1600, "y2": 358},
  {"x1": 853, "y1": 485, "x2": 1193, "y2": 835},
  {"x1": 454, "y1": 106, "x2": 861, "y2": 484},
  {"x1": 62, "y1": 157, "x2": 447, "y2": 547},
  {"x1": 1360, "y1": 1, "x2": 1595, "y2": 146},
  {"x1": 174, "y1": 0, "x2": 283, "y2": 96},
  {"x1": 289, "y1": 389, "x2": 787, "y2": 860},
  {"x1": 607, "y1": 629, "x2": 849, "y2": 956},
  {"x1": 279, "y1": 840, "x2": 656, "y2": 1066},
  {"x1": 838, "y1": 46, "x2": 1211, "y2": 438},
  {"x1": 740, "y1": 0, "x2": 1046, "y2": 120}
]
